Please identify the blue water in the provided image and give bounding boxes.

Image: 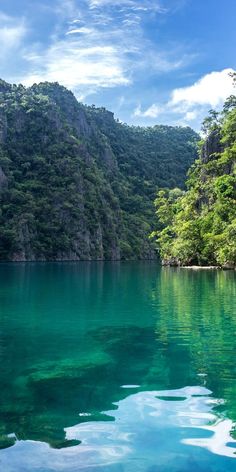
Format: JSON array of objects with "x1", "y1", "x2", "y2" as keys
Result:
[{"x1": 0, "y1": 262, "x2": 235, "y2": 471}]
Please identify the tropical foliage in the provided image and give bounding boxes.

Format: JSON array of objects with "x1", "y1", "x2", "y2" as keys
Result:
[
  {"x1": 0, "y1": 79, "x2": 198, "y2": 261},
  {"x1": 152, "y1": 96, "x2": 236, "y2": 267}
]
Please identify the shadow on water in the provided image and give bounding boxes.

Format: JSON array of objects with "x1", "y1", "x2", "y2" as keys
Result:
[{"x1": 0, "y1": 262, "x2": 235, "y2": 470}]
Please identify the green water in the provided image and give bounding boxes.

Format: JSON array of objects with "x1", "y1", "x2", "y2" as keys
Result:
[{"x1": 0, "y1": 262, "x2": 235, "y2": 471}]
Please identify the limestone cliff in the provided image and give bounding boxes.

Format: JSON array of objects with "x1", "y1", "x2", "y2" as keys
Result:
[{"x1": 0, "y1": 79, "x2": 199, "y2": 261}]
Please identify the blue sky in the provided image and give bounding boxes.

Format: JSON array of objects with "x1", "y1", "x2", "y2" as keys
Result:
[{"x1": 0, "y1": 0, "x2": 235, "y2": 130}]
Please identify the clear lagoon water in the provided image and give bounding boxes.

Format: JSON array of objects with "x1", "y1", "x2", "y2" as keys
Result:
[{"x1": 0, "y1": 261, "x2": 235, "y2": 471}]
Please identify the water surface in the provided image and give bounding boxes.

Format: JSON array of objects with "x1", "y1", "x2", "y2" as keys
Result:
[{"x1": 0, "y1": 262, "x2": 235, "y2": 471}]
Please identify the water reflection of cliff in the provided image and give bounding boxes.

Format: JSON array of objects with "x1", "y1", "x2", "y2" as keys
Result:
[
  {"x1": 0, "y1": 263, "x2": 235, "y2": 454},
  {"x1": 152, "y1": 268, "x2": 236, "y2": 433}
]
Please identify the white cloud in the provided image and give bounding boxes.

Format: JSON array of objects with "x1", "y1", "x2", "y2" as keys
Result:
[
  {"x1": 22, "y1": 41, "x2": 130, "y2": 89},
  {"x1": 18, "y1": 0, "x2": 183, "y2": 96},
  {"x1": 88, "y1": 0, "x2": 161, "y2": 9},
  {"x1": 138, "y1": 51, "x2": 192, "y2": 74},
  {"x1": 66, "y1": 27, "x2": 94, "y2": 35},
  {"x1": 133, "y1": 103, "x2": 161, "y2": 118},
  {"x1": 183, "y1": 110, "x2": 198, "y2": 121},
  {"x1": 131, "y1": 69, "x2": 236, "y2": 128},
  {"x1": 5, "y1": 0, "x2": 195, "y2": 112},
  {"x1": 162, "y1": 68, "x2": 236, "y2": 129},
  {"x1": 0, "y1": 13, "x2": 26, "y2": 58},
  {"x1": 170, "y1": 68, "x2": 235, "y2": 109}
]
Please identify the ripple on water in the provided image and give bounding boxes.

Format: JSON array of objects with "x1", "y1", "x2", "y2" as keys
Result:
[{"x1": 0, "y1": 386, "x2": 235, "y2": 472}]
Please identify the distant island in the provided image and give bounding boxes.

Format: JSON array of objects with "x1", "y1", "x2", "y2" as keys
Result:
[{"x1": 0, "y1": 79, "x2": 198, "y2": 262}]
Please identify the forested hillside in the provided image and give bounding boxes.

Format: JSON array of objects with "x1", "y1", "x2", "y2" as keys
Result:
[
  {"x1": 152, "y1": 96, "x2": 236, "y2": 268},
  {"x1": 0, "y1": 79, "x2": 198, "y2": 261}
]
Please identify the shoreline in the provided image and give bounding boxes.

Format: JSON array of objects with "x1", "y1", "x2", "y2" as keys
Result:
[
  {"x1": 180, "y1": 265, "x2": 221, "y2": 270},
  {"x1": 162, "y1": 262, "x2": 235, "y2": 270},
  {"x1": 170, "y1": 265, "x2": 235, "y2": 270}
]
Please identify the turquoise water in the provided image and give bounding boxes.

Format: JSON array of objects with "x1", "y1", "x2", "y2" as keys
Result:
[{"x1": 0, "y1": 262, "x2": 235, "y2": 471}]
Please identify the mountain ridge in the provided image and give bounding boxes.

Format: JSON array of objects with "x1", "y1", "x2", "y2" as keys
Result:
[{"x1": 0, "y1": 79, "x2": 199, "y2": 261}]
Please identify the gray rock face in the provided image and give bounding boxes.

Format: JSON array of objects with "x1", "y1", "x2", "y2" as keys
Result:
[
  {"x1": 201, "y1": 128, "x2": 234, "y2": 176},
  {"x1": 0, "y1": 166, "x2": 7, "y2": 190},
  {"x1": 162, "y1": 257, "x2": 180, "y2": 267},
  {"x1": 0, "y1": 80, "x2": 198, "y2": 262},
  {"x1": 0, "y1": 109, "x2": 7, "y2": 143},
  {"x1": 201, "y1": 130, "x2": 223, "y2": 163},
  {"x1": 12, "y1": 223, "x2": 36, "y2": 262}
]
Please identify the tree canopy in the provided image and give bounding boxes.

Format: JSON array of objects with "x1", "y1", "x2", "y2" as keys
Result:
[
  {"x1": 0, "y1": 80, "x2": 198, "y2": 261},
  {"x1": 152, "y1": 93, "x2": 236, "y2": 267}
]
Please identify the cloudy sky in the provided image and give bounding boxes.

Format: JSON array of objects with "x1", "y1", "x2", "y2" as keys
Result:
[{"x1": 0, "y1": 0, "x2": 235, "y2": 129}]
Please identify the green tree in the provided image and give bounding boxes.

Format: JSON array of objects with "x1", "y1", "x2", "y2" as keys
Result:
[{"x1": 152, "y1": 93, "x2": 236, "y2": 267}]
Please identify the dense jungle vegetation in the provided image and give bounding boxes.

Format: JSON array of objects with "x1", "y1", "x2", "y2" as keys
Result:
[
  {"x1": 0, "y1": 79, "x2": 198, "y2": 261},
  {"x1": 152, "y1": 92, "x2": 236, "y2": 268}
]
